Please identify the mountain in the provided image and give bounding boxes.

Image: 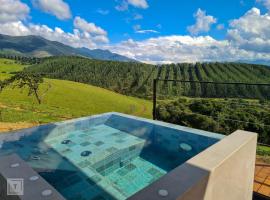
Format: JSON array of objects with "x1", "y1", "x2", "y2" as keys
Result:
[
  {"x1": 238, "y1": 59, "x2": 270, "y2": 66},
  {"x1": 77, "y1": 47, "x2": 136, "y2": 62},
  {"x1": 0, "y1": 34, "x2": 135, "y2": 62}
]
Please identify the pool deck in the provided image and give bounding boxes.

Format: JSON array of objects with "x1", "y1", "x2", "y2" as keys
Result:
[
  {"x1": 254, "y1": 162, "x2": 270, "y2": 197},
  {"x1": 0, "y1": 154, "x2": 65, "y2": 200}
]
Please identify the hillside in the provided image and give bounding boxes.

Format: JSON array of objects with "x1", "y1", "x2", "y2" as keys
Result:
[
  {"x1": 0, "y1": 58, "x2": 26, "y2": 73},
  {"x1": 0, "y1": 59, "x2": 152, "y2": 132},
  {"x1": 156, "y1": 98, "x2": 270, "y2": 144},
  {"x1": 27, "y1": 56, "x2": 270, "y2": 99},
  {"x1": 0, "y1": 34, "x2": 135, "y2": 62}
]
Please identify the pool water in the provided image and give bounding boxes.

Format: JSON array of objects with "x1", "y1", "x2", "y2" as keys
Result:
[{"x1": 0, "y1": 113, "x2": 224, "y2": 200}]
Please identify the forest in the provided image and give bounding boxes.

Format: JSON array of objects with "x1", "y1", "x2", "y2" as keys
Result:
[
  {"x1": 24, "y1": 56, "x2": 270, "y2": 143},
  {"x1": 156, "y1": 98, "x2": 270, "y2": 144},
  {"x1": 26, "y1": 56, "x2": 270, "y2": 100}
]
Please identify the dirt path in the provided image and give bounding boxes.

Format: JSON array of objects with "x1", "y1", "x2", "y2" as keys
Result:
[
  {"x1": 133, "y1": 104, "x2": 148, "y2": 117},
  {"x1": 0, "y1": 122, "x2": 38, "y2": 133}
]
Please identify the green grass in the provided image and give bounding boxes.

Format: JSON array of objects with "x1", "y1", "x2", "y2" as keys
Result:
[
  {"x1": 0, "y1": 58, "x2": 26, "y2": 73},
  {"x1": 257, "y1": 145, "x2": 270, "y2": 154},
  {"x1": 0, "y1": 58, "x2": 152, "y2": 126}
]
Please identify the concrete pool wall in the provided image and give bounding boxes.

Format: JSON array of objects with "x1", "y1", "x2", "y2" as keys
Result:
[{"x1": 129, "y1": 130, "x2": 257, "y2": 200}]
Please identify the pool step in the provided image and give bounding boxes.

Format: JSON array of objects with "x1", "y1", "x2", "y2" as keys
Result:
[{"x1": 0, "y1": 154, "x2": 66, "y2": 200}]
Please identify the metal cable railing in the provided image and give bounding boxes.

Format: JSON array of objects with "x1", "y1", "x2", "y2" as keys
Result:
[
  {"x1": 152, "y1": 79, "x2": 270, "y2": 142},
  {"x1": 152, "y1": 79, "x2": 270, "y2": 200}
]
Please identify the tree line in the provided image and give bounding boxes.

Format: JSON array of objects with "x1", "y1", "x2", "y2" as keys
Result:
[
  {"x1": 0, "y1": 54, "x2": 42, "y2": 65},
  {"x1": 26, "y1": 56, "x2": 270, "y2": 100}
]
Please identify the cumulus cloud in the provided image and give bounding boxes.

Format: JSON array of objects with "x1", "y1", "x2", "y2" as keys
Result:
[
  {"x1": 0, "y1": 0, "x2": 108, "y2": 50},
  {"x1": 1, "y1": 1, "x2": 270, "y2": 65},
  {"x1": 116, "y1": 0, "x2": 148, "y2": 11},
  {"x1": 0, "y1": 16, "x2": 109, "y2": 48},
  {"x1": 187, "y1": 8, "x2": 217, "y2": 35},
  {"x1": 106, "y1": 36, "x2": 261, "y2": 64},
  {"x1": 107, "y1": 7, "x2": 270, "y2": 64},
  {"x1": 33, "y1": 0, "x2": 72, "y2": 20},
  {"x1": 74, "y1": 17, "x2": 107, "y2": 36},
  {"x1": 0, "y1": 21, "x2": 109, "y2": 48},
  {"x1": 228, "y1": 7, "x2": 270, "y2": 53},
  {"x1": 0, "y1": 0, "x2": 30, "y2": 23}
]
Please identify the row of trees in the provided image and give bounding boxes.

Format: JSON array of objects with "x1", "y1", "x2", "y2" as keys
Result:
[
  {"x1": 0, "y1": 54, "x2": 42, "y2": 65},
  {"x1": 26, "y1": 56, "x2": 155, "y2": 98},
  {"x1": 26, "y1": 56, "x2": 270, "y2": 100}
]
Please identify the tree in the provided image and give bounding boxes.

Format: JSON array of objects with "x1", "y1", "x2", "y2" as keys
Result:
[{"x1": 0, "y1": 72, "x2": 44, "y2": 104}]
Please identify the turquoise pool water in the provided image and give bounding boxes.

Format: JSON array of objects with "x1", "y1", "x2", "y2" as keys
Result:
[{"x1": 0, "y1": 113, "x2": 224, "y2": 200}]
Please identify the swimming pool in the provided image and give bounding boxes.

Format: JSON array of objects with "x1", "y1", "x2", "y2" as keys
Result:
[{"x1": 0, "y1": 112, "x2": 224, "y2": 200}]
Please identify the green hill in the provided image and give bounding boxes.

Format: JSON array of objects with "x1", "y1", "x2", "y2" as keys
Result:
[
  {"x1": 0, "y1": 34, "x2": 135, "y2": 62},
  {"x1": 0, "y1": 58, "x2": 26, "y2": 73},
  {"x1": 0, "y1": 58, "x2": 152, "y2": 131},
  {"x1": 27, "y1": 56, "x2": 270, "y2": 99}
]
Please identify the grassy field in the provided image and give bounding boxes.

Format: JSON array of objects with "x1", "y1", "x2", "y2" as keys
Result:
[
  {"x1": 0, "y1": 58, "x2": 25, "y2": 73},
  {"x1": 0, "y1": 58, "x2": 152, "y2": 132}
]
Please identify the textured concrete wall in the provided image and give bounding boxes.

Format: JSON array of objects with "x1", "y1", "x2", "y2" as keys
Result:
[{"x1": 129, "y1": 130, "x2": 257, "y2": 200}]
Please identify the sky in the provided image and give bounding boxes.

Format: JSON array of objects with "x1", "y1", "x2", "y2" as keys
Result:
[{"x1": 0, "y1": 0, "x2": 270, "y2": 64}]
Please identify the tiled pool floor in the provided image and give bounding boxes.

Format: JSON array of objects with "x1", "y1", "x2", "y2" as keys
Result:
[{"x1": 44, "y1": 124, "x2": 167, "y2": 200}]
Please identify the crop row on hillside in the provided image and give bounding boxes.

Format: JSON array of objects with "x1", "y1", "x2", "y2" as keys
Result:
[{"x1": 27, "y1": 56, "x2": 270, "y2": 99}]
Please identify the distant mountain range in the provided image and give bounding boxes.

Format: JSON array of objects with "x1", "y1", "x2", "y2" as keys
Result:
[{"x1": 0, "y1": 34, "x2": 136, "y2": 62}]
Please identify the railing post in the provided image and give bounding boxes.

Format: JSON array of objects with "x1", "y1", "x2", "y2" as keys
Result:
[{"x1": 153, "y1": 79, "x2": 157, "y2": 120}]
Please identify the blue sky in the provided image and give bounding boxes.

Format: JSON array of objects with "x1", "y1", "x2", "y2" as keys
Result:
[
  {"x1": 24, "y1": 0, "x2": 260, "y2": 42},
  {"x1": 1, "y1": 0, "x2": 270, "y2": 63}
]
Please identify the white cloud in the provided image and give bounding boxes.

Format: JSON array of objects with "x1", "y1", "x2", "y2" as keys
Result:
[
  {"x1": 136, "y1": 30, "x2": 159, "y2": 34},
  {"x1": 157, "y1": 24, "x2": 162, "y2": 29},
  {"x1": 107, "y1": 7, "x2": 270, "y2": 64},
  {"x1": 127, "y1": 0, "x2": 148, "y2": 9},
  {"x1": 257, "y1": 0, "x2": 270, "y2": 12},
  {"x1": 74, "y1": 17, "x2": 107, "y2": 37},
  {"x1": 115, "y1": 1, "x2": 129, "y2": 11},
  {"x1": 0, "y1": 21, "x2": 30, "y2": 36},
  {"x1": 187, "y1": 8, "x2": 217, "y2": 35},
  {"x1": 0, "y1": 1, "x2": 106, "y2": 51},
  {"x1": 134, "y1": 13, "x2": 143, "y2": 20},
  {"x1": 133, "y1": 24, "x2": 141, "y2": 31},
  {"x1": 133, "y1": 24, "x2": 159, "y2": 34},
  {"x1": 216, "y1": 24, "x2": 225, "y2": 30},
  {"x1": 0, "y1": 22, "x2": 95, "y2": 48},
  {"x1": 97, "y1": 9, "x2": 109, "y2": 15},
  {"x1": 33, "y1": 0, "x2": 72, "y2": 20},
  {"x1": 1, "y1": 3, "x2": 270, "y2": 65},
  {"x1": 228, "y1": 7, "x2": 270, "y2": 53},
  {"x1": 116, "y1": 0, "x2": 148, "y2": 11},
  {"x1": 106, "y1": 36, "x2": 264, "y2": 64},
  {"x1": 0, "y1": 17, "x2": 109, "y2": 49},
  {"x1": 0, "y1": 0, "x2": 30, "y2": 23}
]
